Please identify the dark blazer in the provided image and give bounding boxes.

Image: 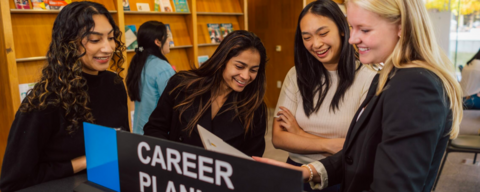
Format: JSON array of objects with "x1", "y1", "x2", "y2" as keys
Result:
[
  {"x1": 320, "y1": 68, "x2": 452, "y2": 192},
  {"x1": 143, "y1": 74, "x2": 267, "y2": 157}
]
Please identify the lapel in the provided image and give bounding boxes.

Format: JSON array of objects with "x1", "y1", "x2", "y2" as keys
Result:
[
  {"x1": 211, "y1": 93, "x2": 245, "y2": 141},
  {"x1": 185, "y1": 92, "x2": 213, "y2": 135},
  {"x1": 188, "y1": 92, "x2": 244, "y2": 142},
  {"x1": 344, "y1": 74, "x2": 380, "y2": 151}
]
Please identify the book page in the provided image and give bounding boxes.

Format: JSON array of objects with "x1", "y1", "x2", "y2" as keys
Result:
[{"x1": 197, "y1": 125, "x2": 252, "y2": 160}]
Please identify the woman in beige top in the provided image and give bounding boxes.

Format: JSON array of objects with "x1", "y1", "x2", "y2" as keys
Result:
[{"x1": 272, "y1": 1, "x2": 375, "y2": 191}]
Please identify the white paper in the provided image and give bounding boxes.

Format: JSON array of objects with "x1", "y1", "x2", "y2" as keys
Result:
[
  {"x1": 159, "y1": 0, "x2": 173, "y2": 12},
  {"x1": 19, "y1": 83, "x2": 36, "y2": 101},
  {"x1": 125, "y1": 29, "x2": 137, "y2": 48},
  {"x1": 197, "y1": 125, "x2": 253, "y2": 160},
  {"x1": 136, "y1": 3, "x2": 150, "y2": 11}
]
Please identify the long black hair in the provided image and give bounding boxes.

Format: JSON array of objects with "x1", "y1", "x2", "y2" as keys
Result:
[
  {"x1": 126, "y1": 21, "x2": 170, "y2": 101},
  {"x1": 295, "y1": 0, "x2": 359, "y2": 117},
  {"x1": 173, "y1": 30, "x2": 267, "y2": 135},
  {"x1": 466, "y1": 48, "x2": 480, "y2": 66},
  {"x1": 20, "y1": 1, "x2": 125, "y2": 134}
]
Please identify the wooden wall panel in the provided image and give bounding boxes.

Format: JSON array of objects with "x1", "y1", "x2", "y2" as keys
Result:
[
  {"x1": 197, "y1": 0, "x2": 242, "y2": 13},
  {"x1": 197, "y1": 15, "x2": 240, "y2": 44},
  {"x1": 305, "y1": 0, "x2": 345, "y2": 7},
  {"x1": 249, "y1": 0, "x2": 302, "y2": 107},
  {"x1": 125, "y1": 15, "x2": 192, "y2": 46}
]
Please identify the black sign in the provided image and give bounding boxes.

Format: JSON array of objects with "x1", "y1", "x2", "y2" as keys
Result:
[{"x1": 116, "y1": 132, "x2": 302, "y2": 192}]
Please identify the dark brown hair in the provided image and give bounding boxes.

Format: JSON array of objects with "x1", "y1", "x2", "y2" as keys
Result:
[
  {"x1": 20, "y1": 1, "x2": 126, "y2": 134},
  {"x1": 172, "y1": 30, "x2": 267, "y2": 135},
  {"x1": 127, "y1": 21, "x2": 169, "y2": 101}
]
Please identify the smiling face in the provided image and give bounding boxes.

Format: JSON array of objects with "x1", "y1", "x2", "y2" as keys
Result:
[
  {"x1": 222, "y1": 49, "x2": 261, "y2": 93},
  {"x1": 79, "y1": 14, "x2": 115, "y2": 75},
  {"x1": 300, "y1": 12, "x2": 342, "y2": 70},
  {"x1": 347, "y1": 2, "x2": 401, "y2": 64}
]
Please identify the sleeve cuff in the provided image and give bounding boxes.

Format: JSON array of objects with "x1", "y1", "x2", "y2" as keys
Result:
[{"x1": 308, "y1": 161, "x2": 328, "y2": 190}]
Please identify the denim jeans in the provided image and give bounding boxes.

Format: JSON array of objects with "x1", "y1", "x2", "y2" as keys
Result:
[
  {"x1": 463, "y1": 94, "x2": 480, "y2": 109},
  {"x1": 286, "y1": 157, "x2": 341, "y2": 192}
]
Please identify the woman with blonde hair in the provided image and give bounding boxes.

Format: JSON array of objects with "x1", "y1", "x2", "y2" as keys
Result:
[{"x1": 254, "y1": 0, "x2": 463, "y2": 191}]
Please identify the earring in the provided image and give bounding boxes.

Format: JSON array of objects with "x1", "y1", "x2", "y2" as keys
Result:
[{"x1": 372, "y1": 62, "x2": 384, "y2": 71}]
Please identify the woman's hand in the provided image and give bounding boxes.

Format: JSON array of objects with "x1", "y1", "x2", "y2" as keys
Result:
[
  {"x1": 325, "y1": 138, "x2": 345, "y2": 154},
  {"x1": 71, "y1": 156, "x2": 87, "y2": 174},
  {"x1": 276, "y1": 107, "x2": 303, "y2": 135},
  {"x1": 252, "y1": 156, "x2": 313, "y2": 182}
]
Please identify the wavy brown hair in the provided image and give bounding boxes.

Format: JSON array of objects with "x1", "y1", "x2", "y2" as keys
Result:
[
  {"x1": 172, "y1": 30, "x2": 267, "y2": 135},
  {"x1": 19, "y1": 1, "x2": 126, "y2": 134}
]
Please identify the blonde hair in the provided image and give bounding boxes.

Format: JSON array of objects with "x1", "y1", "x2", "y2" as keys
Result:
[{"x1": 347, "y1": 0, "x2": 463, "y2": 139}]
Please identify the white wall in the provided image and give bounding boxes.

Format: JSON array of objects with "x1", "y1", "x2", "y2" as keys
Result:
[{"x1": 428, "y1": 10, "x2": 452, "y2": 54}]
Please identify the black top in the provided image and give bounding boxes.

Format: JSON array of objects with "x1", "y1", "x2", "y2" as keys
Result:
[
  {"x1": 320, "y1": 68, "x2": 452, "y2": 192},
  {"x1": 0, "y1": 71, "x2": 129, "y2": 192},
  {"x1": 144, "y1": 74, "x2": 267, "y2": 157}
]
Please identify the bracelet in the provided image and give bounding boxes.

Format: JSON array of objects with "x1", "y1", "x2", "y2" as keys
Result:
[{"x1": 301, "y1": 164, "x2": 314, "y2": 182}]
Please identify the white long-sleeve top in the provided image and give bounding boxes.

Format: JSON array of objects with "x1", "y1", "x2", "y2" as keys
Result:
[{"x1": 274, "y1": 66, "x2": 376, "y2": 164}]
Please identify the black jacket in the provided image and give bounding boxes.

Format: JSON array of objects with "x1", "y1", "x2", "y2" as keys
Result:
[
  {"x1": 0, "y1": 71, "x2": 129, "y2": 192},
  {"x1": 320, "y1": 68, "x2": 452, "y2": 192},
  {"x1": 144, "y1": 74, "x2": 267, "y2": 157}
]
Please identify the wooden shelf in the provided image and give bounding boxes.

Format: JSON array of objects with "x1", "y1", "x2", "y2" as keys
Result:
[
  {"x1": 198, "y1": 43, "x2": 220, "y2": 47},
  {"x1": 10, "y1": 9, "x2": 118, "y2": 14},
  {"x1": 124, "y1": 11, "x2": 190, "y2": 15},
  {"x1": 126, "y1": 45, "x2": 193, "y2": 52},
  {"x1": 16, "y1": 56, "x2": 47, "y2": 62},
  {"x1": 197, "y1": 12, "x2": 243, "y2": 16}
]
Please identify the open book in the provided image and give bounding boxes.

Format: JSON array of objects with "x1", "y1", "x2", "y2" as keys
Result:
[{"x1": 197, "y1": 125, "x2": 252, "y2": 160}]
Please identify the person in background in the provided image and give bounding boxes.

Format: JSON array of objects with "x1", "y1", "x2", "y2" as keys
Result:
[
  {"x1": 144, "y1": 30, "x2": 268, "y2": 157},
  {"x1": 255, "y1": 0, "x2": 463, "y2": 191},
  {"x1": 0, "y1": 2, "x2": 129, "y2": 191},
  {"x1": 126, "y1": 21, "x2": 175, "y2": 134},
  {"x1": 460, "y1": 49, "x2": 480, "y2": 109},
  {"x1": 272, "y1": 1, "x2": 375, "y2": 191}
]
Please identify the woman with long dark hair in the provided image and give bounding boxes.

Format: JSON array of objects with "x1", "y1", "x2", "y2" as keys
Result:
[
  {"x1": 460, "y1": 49, "x2": 480, "y2": 109},
  {"x1": 144, "y1": 30, "x2": 268, "y2": 157},
  {"x1": 126, "y1": 21, "x2": 175, "y2": 134},
  {"x1": 0, "y1": 2, "x2": 129, "y2": 191},
  {"x1": 271, "y1": 1, "x2": 375, "y2": 191}
]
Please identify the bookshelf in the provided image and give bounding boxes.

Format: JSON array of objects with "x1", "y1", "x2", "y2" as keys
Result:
[
  {"x1": 0, "y1": 0, "x2": 248, "y2": 170},
  {"x1": 196, "y1": 0, "x2": 247, "y2": 57}
]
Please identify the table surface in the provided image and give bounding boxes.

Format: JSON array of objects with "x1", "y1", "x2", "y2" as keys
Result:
[{"x1": 17, "y1": 173, "x2": 87, "y2": 192}]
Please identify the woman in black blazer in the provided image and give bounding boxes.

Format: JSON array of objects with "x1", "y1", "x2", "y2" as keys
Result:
[
  {"x1": 144, "y1": 30, "x2": 268, "y2": 157},
  {"x1": 254, "y1": 0, "x2": 463, "y2": 191}
]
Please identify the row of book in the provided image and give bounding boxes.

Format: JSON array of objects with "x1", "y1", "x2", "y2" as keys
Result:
[
  {"x1": 14, "y1": 0, "x2": 70, "y2": 10},
  {"x1": 125, "y1": 23, "x2": 234, "y2": 50},
  {"x1": 123, "y1": 0, "x2": 189, "y2": 13},
  {"x1": 208, "y1": 23, "x2": 233, "y2": 44},
  {"x1": 13, "y1": 0, "x2": 189, "y2": 12}
]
